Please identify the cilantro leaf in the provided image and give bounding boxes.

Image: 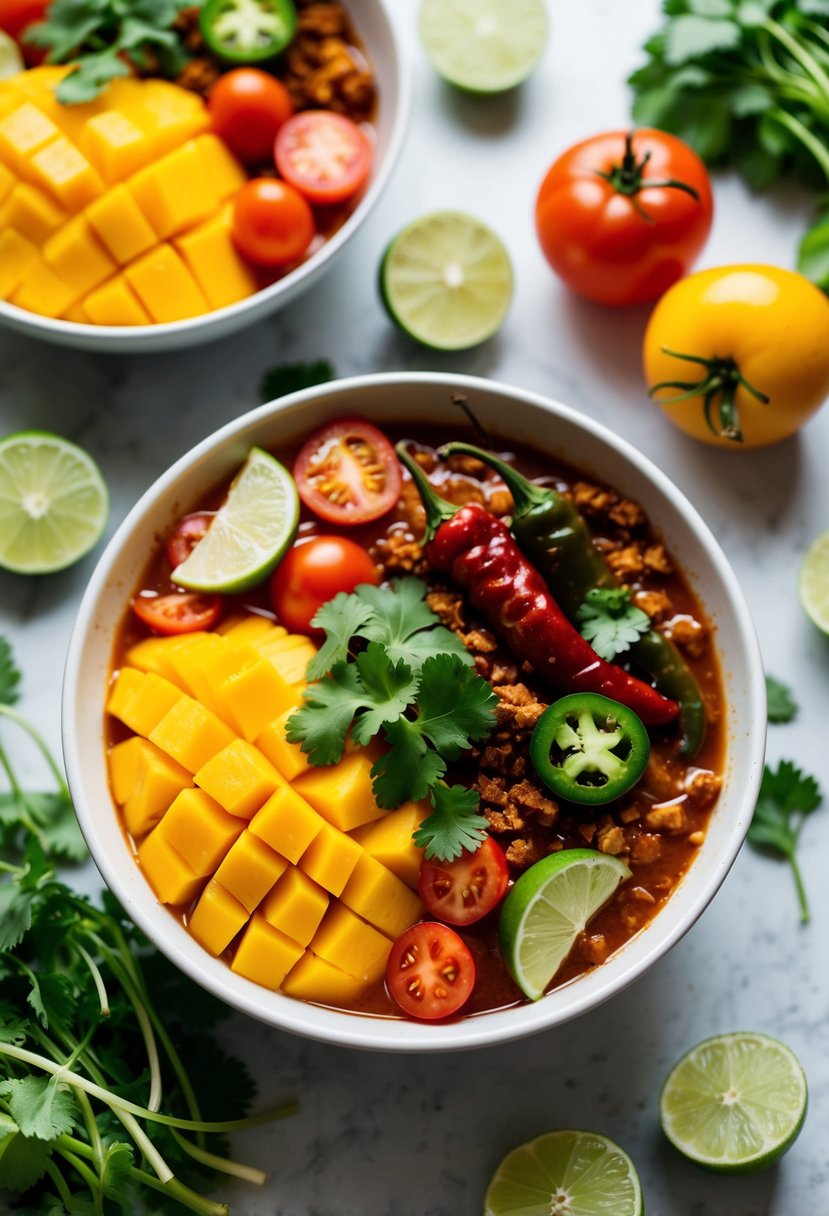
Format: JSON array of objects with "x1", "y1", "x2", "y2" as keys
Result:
[
  {"x1": 0, "y1": 639, "x2": 21, "y2": 707},
  {"x1": 576, "y1": 588, "x2": 651, "y2": 661},
  {"x1": 305, "y1": 592, "x2": 374, "y2": 680},
  {"x1": 259, "y1": 359, "x2": 335, "y2": 403},
  {"x1": 765, "y1": 675, "x2": 798, "y2": 724},
  {"x1": 0, "y1": 1076, "x2": 79, "y2": 1141},
  {"x1": 0, "y1": 1112, "x2": 53, "y2": 1193},
  {"x1": 356, "y1": 578, "x2": 472, "y2": 671},
  {"x1": 665, "y1": 14, "x2": 741, "y2": 62},
  {"x1": 748, "y1": 760, "x2": 822, "y2": 921},
  {"x1": 371, "y1": 723, "x2": 447, "y2": 806},
  {"x1": 413, "y1": 784, "x2": 489, "y2": 862},
  {"x1": 414, "y1": 654, "x2": 499, "y2": 759},
  {"x1": 349, "y1": 646, "x2": 419, "y2": 746}
]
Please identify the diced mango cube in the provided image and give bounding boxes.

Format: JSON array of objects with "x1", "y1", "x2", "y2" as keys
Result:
[
  {"x1": 219, "y1": 615, "x2": 282, "y2": 644},
  {"x1": 341, "y1": 853, "x2": 424, "y2": 940},
  {"x1": 249, "y1": 785, "x2": 324, "y2": 864},
  {"x1": 299, "y1": 822, "x2": 362, "y2": 897},
  {"x1": 255, "y1": 634, "x2": 317, "y2": 684},
  {"x1": 219, "y1": 659, "x2": 299, "y2": 742},
  {"x1": 261, "y1": 867, "x2": 328, "y2": 947},
  {"x1": 309, "y1": 903, "x2": 391, "y2": 983},
  {"x1": 183, "y1": 637, "x2": 259, "y2": 721},
  {"x1": 255, "y1": 706, "x2": 310, "y2": 782},
  {"x1": 156, "y1": 787, "x2": 244, "y2": 877},
  {"x1": 122, "y1": 743, "x2": 192, "y2": 839},
  {"x1": 82, "y1": 275, "x2": 151, "y2": 326},
  {"x1": 175, "y1": 205, "x2": 258, "y2": 311},
  {"x1": 283, "y1": 951, "x2": 371, "y2": 1004},
  {"x1": 0, "y1": 229, "x2": 37, "y2": 299},
  {"x1": 108, "y1": 736, "x2": 144, "y2": 805},
  {"x1": 349, "y1": 802, "x2": 429, "y2": 889},
  {"x1": 80, "y1": 110, "x2": 151, "y2": 182},
  {"x1": 138, "y1": 829, "x2": 203, "y2": 906},
  {"x1": 123, "y1": 243, "x2": 208, "y2": 323},
  {"x1": 10, "y1": 256, "x2": 74, "y2": 318},
  {"x1": 188, "y1": 879, "x2": 248, "y2": 955},
  {"x1": 114, "y1": 672, "x2": 182, "y2": 738},
  {"x1": 0, "y1": 103, "x2": 60, "y2": 174},
  {"x1": 231, "y1": 914, "x2": 304, "y2": 989},
  {"x1": 130, "y1": 78, "x2": 210, "y2": 159},
  {"x1": 293, "y1": 749, "x2": 385, "y2": 832},
  {"x1": 194, "y1": 738, "x2": 282, "y2": 820},
  {"x1": 128, "y1": 140, "x2": 216, "y2": 238},
  {"x1": 0, "y1": 161, "x2": 14, "y2": 203},
  {"x1": 163, "y1": 632, "x2": 221, "y2": 700},
  {"x1": 30, "y1": 136, "x2": 103, "y2": 211},
  {"x1": 214, "y1": 831, "x2": 288, "y2": 913},
  {"x1": 44, "y1": 214, "x2": 116, "y2": 297},
  {"x1": 195, "y1": 134, "x2": 247, "y2": 200},
  {"x1": 86, "y1": 184, "x2": 157, "y2": 264},
  {"x1": 149, "y1": 696, "x2": 236, "y2": 773},
  {"x1": 106, "y1": 667, "x2": 146, "y2": 726},
  {"x1": 125, "y1": 633, "x2": 208, "y2": 684},
  {"x1": 0, "y1": 183, "x2": 65, "y2": 242}
]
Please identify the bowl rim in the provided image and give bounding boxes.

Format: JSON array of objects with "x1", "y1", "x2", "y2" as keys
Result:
[
  {"x1": 0, "y1": 0, "x2": 411, "y2": 349},
  {"x1": 62, "y1": 371, "x2": 767, "y2": 1052}
]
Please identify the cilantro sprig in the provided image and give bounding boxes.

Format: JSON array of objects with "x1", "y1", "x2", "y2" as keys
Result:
[
  {"x1": 576, "y1": 588, "x2": 650, "y2": 662},
  {"x1": 287, "y1": 579, "x2": 498, "y2": 861},
  {"x1": 748, "y1": 760, "x2": 822, "y2": 922}
]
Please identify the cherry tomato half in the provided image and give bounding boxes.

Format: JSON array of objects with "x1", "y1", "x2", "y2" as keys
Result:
[
  {"x1": 293, "y1": 418, "x2": 401, "y2": 525},
  {"x1": 208, "y1": 68, "x2": 293, "y2": 164},
  {"x1": 232, "y1": 178, "x2": 315, "y2": 267},
  {"x1": 535, "y1": 128, "x2": 713, "y2": 307},
  {"x1": 166, "y1": 512, "x2": 213, "y2": 570},
  {"x1": 274, "y1": 111, "x2": 372, "y2": 205},
  {"x1": 132, "y1": 591, "x2": 222, "y2": 636},
  {"x1": 386, "y1": 922, "x2": 476, "y2": 1021},
  {"x1": 0, "y1": 0, "x2": 48, "y2": 62},
  {"x1": 418, "y1": 838, "x2": 509, "y2": 927},
  {"x1": 270, "y1": 535, "x2": 379, "y2": 634}
]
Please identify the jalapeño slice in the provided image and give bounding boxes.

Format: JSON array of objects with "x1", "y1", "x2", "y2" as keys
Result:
[
  {"x1": 200, "y1": 0, "x2": 297, "y2": 64},
  {"x1": 530, "y1": 692, "x2": 650, "y2": 806}
]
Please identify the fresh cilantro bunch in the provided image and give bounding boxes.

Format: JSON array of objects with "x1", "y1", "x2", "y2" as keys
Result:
[
  {"x1": 576, "y1": 588, "x2": 650, "y2": 662},
  {"x1": 748, "y1": 759, "x2": 822, "y2": 921},
  {"x1": 27, "y1": 0, "x2": 192, "y2": 104},
  {"x1": 287, "y1": 579, "x2": 498, "y2": 861},
  {"x1": 629, "y1": 0, "x2": 829, "y2": 290},
  {"x1": 0, "y1": 638, "x2": 86, "y2": 865}
]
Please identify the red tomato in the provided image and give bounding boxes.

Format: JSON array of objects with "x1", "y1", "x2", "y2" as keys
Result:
[
  {"x1": 0, "y1": 0, "x2": 48, "y2": 62},
  {"x1": 293, "y1": 418, "x2": 401, "y2": 526},
  {"x1": 165, "y1": 512, "x2": 213, "y2": 570},
  {"x1": 232, "y1": 178, "x2": 315, "y2": 267},
  {"x1": 274, "y1": 111, "x2": 372, "y2": 205},
  {"x1": 386, "y1": 922, "x2": 476, "y2": 1021},
  {"x1": 535, "y1": 128, "x2": 713, "y2": 307},
  {"x1": 132, "y1": 591, "x2": 222, "y2": 636},
  {"x1": 418, "y1": 838, "x2": 509, "y2": 926},
  {"x1": 270, "y1": 535, "x2": 379, "y2": 634},
  {"x1": 208, "y1": 68, "x2": 293, "y2": 164}
]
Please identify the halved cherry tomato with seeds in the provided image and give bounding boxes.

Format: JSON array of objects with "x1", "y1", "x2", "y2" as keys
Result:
[
  {"x1": 166, "y1": 513, "x2": 214, "y2": 570},
  {"x1": 274, "y1": 111, "x2": 372, "y2": 205},
  {"x1": 132, "y1": 591, "x2": 222, "y2": 636},
  {"x1": 385, "y1": 922, "x2": 476, "y2": 1021},
  {"x1": 293, "y1": 418, "x2": 401, "y2": 525},
  {"x1": 418, "y1": 837, "x2": 509, "y2": 926}
]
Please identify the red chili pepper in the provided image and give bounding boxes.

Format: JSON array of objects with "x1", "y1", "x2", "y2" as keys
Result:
[{"x1": 397, "y1": 445, "x2": 679, "y2": 728}]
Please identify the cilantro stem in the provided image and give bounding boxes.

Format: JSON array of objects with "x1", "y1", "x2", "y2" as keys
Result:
[
  {"x1": 55, "y1": 1143, "x2": 102, "y2": 1204},
  {"x1": 87, "y1": 932, "x2": 163, "y2": 1111},
  {"x1": 44, "y1": 1157, "x2": 76, "y2": 1210},
  {"x1": 767, "y1": 106, "x2": 829, "y2": 183},
  {"x1": 790, "y1": 853, "x2": 810, "y2": 924},
  {"x1": 74, "y1": 940, "x2": 111, "y2": 1016},
  {"x1": 764, "y1": 17, "x2": 829, "y2": 105},
  {"x1": 171, "y1": 1128, "x2": 268, "y2": 1186},
  {"x1": 0, "y1": 704, "x2": 70, "y2": 799}
]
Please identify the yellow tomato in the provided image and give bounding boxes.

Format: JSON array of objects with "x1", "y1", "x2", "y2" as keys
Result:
[{"x1": 643, "y1": 264, "x2": 829, "y2": 447}]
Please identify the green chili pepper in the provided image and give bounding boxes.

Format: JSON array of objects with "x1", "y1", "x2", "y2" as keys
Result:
[
  {"x1": 442, "y1": 441, "x2": 706, "y2": 758},
  {"x1": 199, "y1": 0, "x2": 297, "y2": 64},
  {"x1": 530, "y1": 693, "x2": 650, "y2": 806}
]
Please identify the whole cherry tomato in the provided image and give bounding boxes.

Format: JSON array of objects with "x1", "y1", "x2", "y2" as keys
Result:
[
  {"x1": 535, "y1": 128, "x2": 713, "y2": 307},
  {"x1": 208, "y1": 68, "x2": 293, "y2": 164},
  {"x1": 232, "y1": 178, "x2": 315, "y2": 267},
  {"x1": 385, "y1": 922, "x2": 476, "y2": 1020},
  {"x1": 132, "y1": 591, "x2": 222, "y2": 635},
  {"x1": 644, "y1": 264, "x2": 829, "y2": 447},
  {"x1": 270, "y1": 535, "x2": 380, "y2": 634}
]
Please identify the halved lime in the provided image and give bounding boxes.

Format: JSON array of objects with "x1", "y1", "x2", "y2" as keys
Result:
[
  {"x1": 799, "y1": 527, "x2": 829, "y2": 635},
  {"x1": 380, "y1": 211, "x2": 513, "y2": 351},
  {"x1": 498, "y1": 848, "x2": 630, "y2": 1000},
  {"x1": 484, "y1": 1129, "x2": 643, "y2": 1216},
  {"x1": 0, "y1": 31, "x2": 24, "y2": 82},
  {"x1": 0, "y1": 431, "x2": 109, "y2": 575},
  {"x1": 660, "y1": 1031, "x2": 808, "y2": 1174},
  {"x1": 419, "y1": 0, "x2": 548, "y2": 94},
  {"x1": 172, "y1": 447, "x2": 299, "y2": 593}
]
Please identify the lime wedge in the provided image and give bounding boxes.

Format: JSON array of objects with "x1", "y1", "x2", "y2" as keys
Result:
[
  {"x1": 0, "y1": 431, "x2": 109, "y2": 575},
  {"x1": 799, "y1": 527, "x2": 829, "y2": 634},
  {"x1": 485, "y1": 1129, "x2": 643, "y2": 1216},
  {"x1": 419, "y1": 0, "x2": 548, "y2": 94},
  {"x1": 380, "y1": 211, "x2": 513, "y2": 351},
  {"x1": 498, "y1": 848, "x2": 630, "y2": 1000},
  {"x1": 172, "y1": 447, "x2": 299, "y2": 593},
  {"x1": 660, "y1": 1032, "x2": 808, "y2": 1174},
  {"x1": 0, "y1": 31, "x2": 24, "y2": 82}
]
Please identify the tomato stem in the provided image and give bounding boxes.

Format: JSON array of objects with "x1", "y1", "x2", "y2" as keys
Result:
[
  {"x1": 593, "y1": 131, "x2": 700, "y2": 223},
  {"x1": 648, "y1": 347, "x2": 770, "y2": 444}
]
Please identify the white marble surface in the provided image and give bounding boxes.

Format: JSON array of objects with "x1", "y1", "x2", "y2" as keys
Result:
[{"x1": 1, "y1": 2, "x2": 828, "y2": 1213}]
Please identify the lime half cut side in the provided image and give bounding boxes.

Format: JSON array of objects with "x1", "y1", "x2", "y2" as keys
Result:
[
  {"x1": 484, "y1": 1129, "x2": 643, "y2": 1216},
  {"x1": 419, "y1": 0, "x2": 548, "y2": 94},
  {"x1": 799, "y1": 527, "x2": 829, "y2": 634},
  {"x1": 380, "y1": 211, "x2": 513, "y2": 351},
  {"x1": 172, "y1": 446, "x2": 299, "y2": 594},
  {"x1": 660, "y1": 1031, "x2": 807, "y2": 1174},
  {"x1": 0, "y1": 431, "x2": 109, "y2": 575},
  {"x1": 498, "y1": 848, "x2": 630, "y2": 1000}
]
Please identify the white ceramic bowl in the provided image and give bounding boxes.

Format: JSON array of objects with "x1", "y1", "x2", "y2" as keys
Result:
[
  {"x1": 0, "y1": 0, "x2": 409, "y2": 354},
  {"x1": 63, "y1": 372, "x2": 766, "y2": 1052}
]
